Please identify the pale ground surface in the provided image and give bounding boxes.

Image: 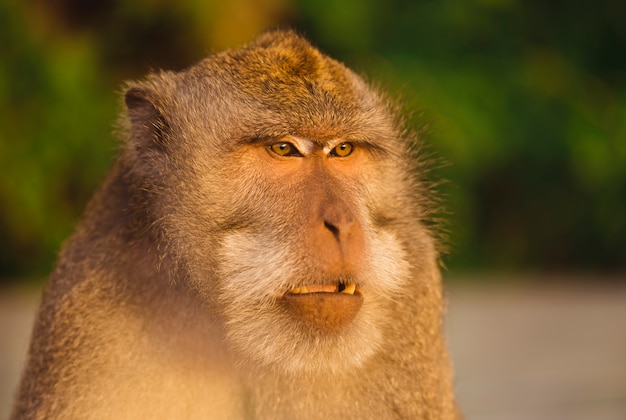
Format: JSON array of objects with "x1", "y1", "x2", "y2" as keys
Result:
[{"x1": 1, "y1": 276, "x2": 625, "y2": 419}]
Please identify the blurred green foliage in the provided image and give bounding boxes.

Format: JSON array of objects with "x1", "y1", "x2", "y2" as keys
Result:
[{"x1": 1, "y1": 0, "x2": 625, "y2": 281}]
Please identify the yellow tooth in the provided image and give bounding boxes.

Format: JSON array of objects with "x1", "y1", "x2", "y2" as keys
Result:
[
  {"x1": 342, "y1": 283, "x2": 356, "y2": 295},
  {"x1": 291, "y1": 287, "x2": 301, "y2": 294},
  {"x1": 300, "y1": 286, "x2": 309, "y2": 294}
]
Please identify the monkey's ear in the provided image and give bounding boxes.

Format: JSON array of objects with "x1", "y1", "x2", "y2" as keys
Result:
[{"x1": 124, "y1": 87, "x2": 170, "y2": 151}]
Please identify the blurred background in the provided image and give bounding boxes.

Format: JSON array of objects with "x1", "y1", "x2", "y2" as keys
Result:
[{"x1": 1, "y1": 0, "x2": 625, "y2": 418}]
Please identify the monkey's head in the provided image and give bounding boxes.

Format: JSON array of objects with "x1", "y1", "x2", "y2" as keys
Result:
[{"x1": 123, "y1": 31, "x2": 434, "y2": 375}]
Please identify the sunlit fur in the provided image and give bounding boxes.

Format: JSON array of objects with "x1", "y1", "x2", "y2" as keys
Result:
[{"x1": 12, "y1": 30, "x2": 459, "y2": 419}]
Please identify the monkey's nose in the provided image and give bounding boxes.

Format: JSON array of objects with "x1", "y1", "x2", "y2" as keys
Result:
[
  {"x1": 319, "y1": 197, "x2": 357, "y2": 239},
  {"x1": 323, "y1": 220, "x2": 340, "y2": 239},
  {"x1": 321, "y1": 210, "x2": 358, "y2": 249},
  {"x1": 312, "y1": 206, "x2": 364, "y2": 274}
]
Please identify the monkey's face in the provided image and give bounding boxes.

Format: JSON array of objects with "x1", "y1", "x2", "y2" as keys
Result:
[
  {"x1": 125, "y1": 33, "x2": 425, "y2": 375},
  {"x1": 202, "y1": 133, "x2": 412, "y2": 375},
  {"x1": 152, "y1": 130, "x2": 412, "y2": 375}
]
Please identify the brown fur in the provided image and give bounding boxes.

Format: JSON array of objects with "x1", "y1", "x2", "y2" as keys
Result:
[{"x1": 12, "y1": 30, "x2": 458, "y2": 419}]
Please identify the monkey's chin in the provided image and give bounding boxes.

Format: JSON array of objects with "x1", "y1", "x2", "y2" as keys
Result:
[{"x1": 281, "y1": 291, "x2": 364, "y2": 334}]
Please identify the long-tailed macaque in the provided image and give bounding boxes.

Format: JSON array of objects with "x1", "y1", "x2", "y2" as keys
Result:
[{"x1": 12, "y1": 30, "x2": 458, "y2": 419}]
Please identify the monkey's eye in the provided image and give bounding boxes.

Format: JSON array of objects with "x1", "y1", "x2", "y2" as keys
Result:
[
  {"x1": 330, "y1": 142, "x2": 354, "y2": 157},
  {"x1": 270, "y1": 142, "x2": 301, "y2": 157}
]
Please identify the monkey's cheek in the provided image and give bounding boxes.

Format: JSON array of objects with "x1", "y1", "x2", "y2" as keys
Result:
[{"x1": 281, "y1": 292, "x2": 364, "y2": 334}]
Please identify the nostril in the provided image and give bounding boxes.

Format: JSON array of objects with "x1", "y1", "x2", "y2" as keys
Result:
[{"x1": 324, "y1": 220, "x2": 340, "y2": 237}]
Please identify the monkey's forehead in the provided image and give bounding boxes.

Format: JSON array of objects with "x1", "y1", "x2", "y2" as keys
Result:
[
  {"x1": 127, "y1": 31, "x2": 399, "y2": 148},
  {"x1": 185, "y1": 32, "x2": 374, "y2": 112}
]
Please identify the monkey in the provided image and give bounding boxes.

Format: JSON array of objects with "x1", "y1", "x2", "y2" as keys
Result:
[{"x1": 11, "y1": 30, "x2": 458, "y2": 419}]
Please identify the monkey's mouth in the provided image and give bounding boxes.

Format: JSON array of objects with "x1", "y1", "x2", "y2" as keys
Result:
[
  {"x1": 281, "y1": 282, "x2": 363, "y2": 333},
  {"x1": 287, "y1": 282, "x2": 358, "y2": 295}
]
